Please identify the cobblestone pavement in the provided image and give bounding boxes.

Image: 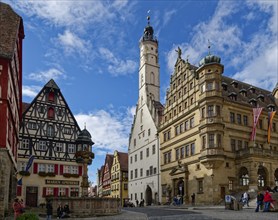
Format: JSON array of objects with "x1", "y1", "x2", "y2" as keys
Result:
[{"x1": 5, "y1": 202, "x2": 278, "y2": 220}]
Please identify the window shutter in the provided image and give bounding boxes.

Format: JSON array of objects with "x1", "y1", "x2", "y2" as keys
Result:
[
  {"x1": 66, "y1": 188, "x2": 69, "y2": 196},
  {"x1": 55, "y1": 164, "x2": 58, "y2": 174},
  {"x1": 60, "y1": 165, "x2": 64, "y2": 175},
  {"x1": 16, "y1": 186, "x2": 22, "y2": 196},
  {"x1": 78, "y1": 166, "x2": 82, "y2": 176},
  {"x1": 54, "y1": 188, "x2": 59, "y2": 197},
  {"x1": 33, "y1": 163, "x2": 38, "y2": 174},
  {"x1": 43, "y1": 187, "x2": 46, "y2": 197}
]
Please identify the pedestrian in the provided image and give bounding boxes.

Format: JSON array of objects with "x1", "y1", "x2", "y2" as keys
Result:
[
  {"x1": 136, "y1": 199, "x2": 139, "y2": 207},
  {"x1": 191, "y1": 193, "x2": 195, "y2": 206},
  {"x1": 57, "y1": 203, "x2": 64, "y2": 219},
  {"x1": 243, "y1": 192, "x2": 249, "y2": 207},
  {"x1": 12, "y1": 198, "x2": 24, "y2": 220},
  {"x1": 46, "y1": 199, "x2": 53, "y2": 220},
  {"x1": 255, "y1": 191, "x2": 264, "y2": 212},
  {"x1": 63, "y1": 203, "x2": 70, "y2": 218},
  {"x1": 263, "y1": 190, "x2": 274, "y2": 212}
]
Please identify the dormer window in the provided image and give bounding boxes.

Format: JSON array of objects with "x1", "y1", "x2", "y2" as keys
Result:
[
  {"x1": 248, "y1": 86, "x2": 256, "y2": 94},
  {"x1": 230, "y1": 80, "x2": 238, "y2": 88},
  {"x1": 249, "y1": 98, "x2": 257, "y2": 106},
  {"x1": 257, "y1": 94, "x2": 264, "y2": 102},
  {"x1": 222, "y1": 82, "x2": 228, "y2": 91},
  {"x1": 239, "y1": 89, "x2": 247, "y2": 97},
  {"x1": 228, "y1": 92, "x2": 237, "y2": 101}
]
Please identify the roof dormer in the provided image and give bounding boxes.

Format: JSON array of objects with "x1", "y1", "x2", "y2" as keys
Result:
[
  {"x1": 228, "y1": 92, "x2": 237, "y2": 101},
  {"x1": 239, "y1": 89, "x2": 247, "y2": 97},
  {"x1": 248, "y1": 86, "x2": 256, "y2": 94},
  {"x1": 230, "y1": 80, "x2": 238, "y2": 88},
  {"x1": 257, "y1": 94, "x2": 264, "y2": 102},
  {"x1": 249, "y1": 98, "x2": 257, "y2": 106},
  {"x1": 222, "y1": 82, "x2": 228, "y2": 91}
]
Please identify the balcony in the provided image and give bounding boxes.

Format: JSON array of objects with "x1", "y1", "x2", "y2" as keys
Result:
[
  {"x1": 199, "y1": 116, "x2": 223, "y2": 128},
  {"x1": 235, "y1": 147, "x2": 278, "y2": 159},
  {"x1": 199, "y1": 91, "x2": 221, "y2": 100},
  {"x1": 199, "y1": 147, "x2": 225, "y2": 169}
]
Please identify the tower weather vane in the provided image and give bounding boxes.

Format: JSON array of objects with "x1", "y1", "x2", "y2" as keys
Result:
[{"x1": 147, "y1": 10, "x2": 151, "y2": 24}]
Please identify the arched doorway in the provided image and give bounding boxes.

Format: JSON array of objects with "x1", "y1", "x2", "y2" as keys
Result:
[
  {"x1": 145, "y1": 185, "x2": 152, "y2": 206},
  {"x1": 257, "y1": 165, "x2": 267, "y2": 188},
  {"x1": 239, "y1": 167, "x2": 249, "y2": 186}
]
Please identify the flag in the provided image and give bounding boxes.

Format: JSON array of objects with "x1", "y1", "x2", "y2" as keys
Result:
[
  {"x1": 17, "y1": 177, "x2": 22, "y2": 186},
  {"x1": 250, "y1": 107, "x2": 263, "y2": 141},
  {"x1": 25, "y1": 155, "x2": 35, "y2": 172},
  {"x1": 267, "y1": 111, "x2": 276, "y2": 143}
]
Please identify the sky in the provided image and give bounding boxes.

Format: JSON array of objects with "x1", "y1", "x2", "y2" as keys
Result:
[{"x1": 2, "y1": 0, "x2": 277, "y2": 185}]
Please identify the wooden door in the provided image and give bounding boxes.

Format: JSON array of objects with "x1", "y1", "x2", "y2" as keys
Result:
[{"x1": 26, "y1": 186, "x2": 38, "y2": 207}]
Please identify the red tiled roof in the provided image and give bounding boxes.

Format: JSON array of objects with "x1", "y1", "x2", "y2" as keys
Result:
[
  {"x1": 118, "y1": 152, "x2": 128, "y2": 171},
  {"x1": 22, "y1": 102, "x2": 30, "y2": 114},
  {"x1": 0, "y1": 2, "x2": 24, "y2": 59}
]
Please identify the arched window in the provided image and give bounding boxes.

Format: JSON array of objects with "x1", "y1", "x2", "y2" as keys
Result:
[
  {"x1": 48, "y1": 107, "x2": 55, "y2": 119},
  {"x1": 257, "y1": 165, "x2": 267, "y2": 188},
  {"x1": 47, "y1": 125, "x2": 54, "y2": 137},
  {"x1": 239, "y1": 167, "x2": 249, "y2": 186}
]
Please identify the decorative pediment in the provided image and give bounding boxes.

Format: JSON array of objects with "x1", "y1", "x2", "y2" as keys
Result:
[{"x1": 169, "y1": 160, "x2": 188, "y2": 175}]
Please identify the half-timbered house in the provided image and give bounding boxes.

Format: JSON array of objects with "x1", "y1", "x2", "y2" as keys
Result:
[{"x1": 17, "y1": 79, "x2": 83, "y2": 207}]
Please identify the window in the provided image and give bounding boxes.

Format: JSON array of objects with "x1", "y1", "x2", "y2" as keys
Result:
[
  {"x1": 190, "y1": 118, "x2": 194, "y2": 128},
  {"x1": 68, "y1": 144, "x2": 75, "y2": 153},
  {"x1": 148, "y1": 129, "x2": 151, "y2": 136},
  {"x1": 231, "y1": 139, "x2": 236, "y2": 152},
  {"x1": 28, "y1": 122, "x2": 37, "y2": 130},
  {"x1": 273, "y1": 123, "x2": 276, "y2": 132},
  {"x1": 134, "y1": 138, "x2": 136, "y2": 147},
  {"x1": 185, "y1": 121, "x2": 189, "y2": 130},
  {"x1": 124, "y1": 184, "x2": 128, "y2": 190},
  {"x1": 176, "y1": 148, "x2": 180, "y2": 160},
  {"x1": 149, "y1": 166, "x2": 153, "y2": 175},
  {"x1": 238, "y1": 140, "x2": 242, "y2": 150},
  {"x1": 146, "y1": 148, "x2": 149, "y2": 157},
  {"x1": 229, "y1": 180, "x2": 233, "y2": 191},
  {"x1": 64, "y1": 165, "x2": 78, "y2": 174},
  {"x1": 39, "y1": 106, "x2": 44, "y2": 113},
  {"x1": 146, "y1": 170, "x2": 149, "y2": 176},
  {"x1": 130, "y1": 156, "x2": 133, "y2": 164},
  {"x1": 207, "y1": 82, "x2": 213, "y2": 91},
  {"x1": 243, "y1": 115, "x2": 248, "y2": 126},
  {"x1": 185, "y1": 145, "x2": 189, "y2": 157},
  {"x1": 47, "y1": 125, "x2": 54, "y2": 137},
  {"x1": 191, "y1": 143, "x2": 195, "y2": 155},
  {"x1": 38, "y1": 164, "x2": 46, "y2": 172},
  {"x1": 130, "y1": 171, "x2": 133, "y2": 180},
  {"x1": 258, "y1": 119, "x2": 263, "y2": 129},
  {"x1": 181, "y1": 147, "x2": 185, "y2": 158},
  {"x1": 202, "y1": 136, "x2": 206, "y2": 149},
  {"x1": 164, "y1": 151, "x2": 171, "y2": 164},
  {"x1": 201, "y1": 107, "x2": 205, "y2": 118},
  {"x1": 46, "y1": 188, "x2": 54, "y2": 196},
  {"x1": 38, "y1": 141, "x2": 47, "y2": 151},
  {"x1": 208, "y1": 105, "x2": 213, "y2": 117},
  {"x1": 217, "y1": 134, "x2": 221, "y2": 147},
  {"x1": 175, "y1": 126, "x2": 180, "y2": 136},
  {"x1": 48, "y1": 107, "x2": 55, "y2": 119},
  {"x1": 48, "y1": 91, "x2": 55, "y2": 102},
  {"x1": 58, "y1": 108, "x2": 62, "y2": 116},
  {"x1": 64, "y1": 127, "x2": 71, "y2": 134},
  {"x1": 140, "y1": 168, "x2": 143, "y2": 177},
  {"x1": 198, "y1": 179, "x2": 203, "y2": 193},
  {"x1": 209, "y1": 134, "x2": 214, "y2": 148},
  {"x1": 140, "y1": 151, "x2": 143, "y2": 160},
  {"x1": 216, "y1": 105, "x2": 221, "y2": 116},
  {"x1": 190, "y1": 82, "x2": 193, "y2": 89},
  {"x1": 55, "y1": 143, "x2": 63, "y2": 152},
  {"x1": 135, "y1": 154, "x2": 137, "y2": 162},
  {"x1": 58, "y1": 188, "x2": 66, "y2": 196},
  {"x1": 230, "y1": 112, "x2": 235, "y2": 123},
  {"x1": 152, "y1": 145, "x2": 155, "y2": 154},
  {"x1": 47, "y1": 164, "x2": 54, "y2": 173},
  {"x1": 237, "y1": 114, "x2": 242, "y2": 124},
  {"x1": 135, "y1": 169, "x2": 138, "y2": 178},
  {"x1": 22, "y1": 139, "x2": 29, "y2": 149}
]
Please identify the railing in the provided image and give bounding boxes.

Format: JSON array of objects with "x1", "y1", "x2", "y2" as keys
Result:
[
  {"x1": 200, "y1": 147, "x2": 224, "y2": 157},
  {"x1": 235, "y1": 147, "x2": 278, "y2": 158}
]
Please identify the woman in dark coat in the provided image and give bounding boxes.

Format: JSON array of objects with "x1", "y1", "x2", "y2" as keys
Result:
[{"x1": 46, "y1": 200, "x2": 53, "y2": 220}]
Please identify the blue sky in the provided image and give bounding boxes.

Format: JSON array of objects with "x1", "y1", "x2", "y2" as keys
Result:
[{"x1": 3, "y1": 0, "x2": 277, "y2": 185}]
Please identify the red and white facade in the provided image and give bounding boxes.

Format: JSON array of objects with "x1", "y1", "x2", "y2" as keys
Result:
[{"x1": 0, "y1": 2, "x2": 24, "y2": 217}]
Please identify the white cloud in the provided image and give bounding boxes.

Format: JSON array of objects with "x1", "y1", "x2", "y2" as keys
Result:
[
  {"x1": 28, "y1": 68, "x2": 66, "y2": 82},
  {"x1": 74, "y1": 106, "x2": 135, "y2": 156},
  {"x1": 22, "y1": 85, "x2": 41, "y2": 98},
  {"x1": 99, "y1": 47, "x2": 137, "y2": 76},
  {"x1": 163, "y1": 9, "x2": 177, "y2": 27},
  {"x1": 166, "y1": 1, "x2": 277, "y2": 91},
  {"x1": 56, "y1": 30, "x2": 92, "y2": 56}
]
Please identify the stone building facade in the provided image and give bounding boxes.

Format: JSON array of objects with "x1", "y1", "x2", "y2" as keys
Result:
[
  {"x1": 159, "y1": 51, "x2": 278, "y2": 205},
  {"x1": 0, "y1": 2, "x2": 24, "y2": 218}
]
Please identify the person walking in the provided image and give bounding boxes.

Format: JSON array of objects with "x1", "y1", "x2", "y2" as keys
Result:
[
  {"x1": 263, "y1": 190, "x2": 273, "y2": 212},
  {"x1": 191, "y1": 193, "x2": 195, "y2": 206},
  {"x1": 255, "y1": 191, "x2": 264, "y2": 212},
  {"x1": 243, "y1": 192, "x2": 249, "y2": 207},
  {"x1": 12, "y1": 198, "x2": 23, "y2": 220},
  {"x1": 46, "y1": 199, "x2": 53, "y2": 220},
  {"x1": 57, "y1": 203, "x2": 64, "y2": 219}
]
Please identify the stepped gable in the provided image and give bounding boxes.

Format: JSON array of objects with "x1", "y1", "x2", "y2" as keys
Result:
[
  {"x1": 0, "y1": 2, "x2": 24, "y2": 59},
  {"x1": 222, "y1": 76, "x2": 278, "y2": 109}
]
